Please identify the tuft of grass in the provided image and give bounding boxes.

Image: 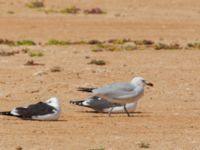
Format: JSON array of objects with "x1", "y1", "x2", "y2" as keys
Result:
[
  {"x1": 87, "y1": 40, "x2": 102, "y2": 45},
  {"x1": 89, "y1": 147, "x2": 105, "y2": 150},
  {"x1": 91, "y1": 48, "x2": 103, "y2": 52},
  {"x1": 28, "y1": 51, "x2": 44, "y2": 57},
  {"x1": 154, "y1": 43, "x2": 181, "y2": 50},
  {"x1": 134, "y1": 40, "x2": 154, "y2": 45},
  {"x1": 24, "y1": 60, "x2": 45, "y2": 66},
  {"x1": 187, "y1": 42, "x2": 200, "y2": 49},
  {"x1": 26, "y1": 0, "x2": 44, "y2": 8},
  {"x1": 0, "y1": 50, "x2": 20, "y2": 56},
  {"x1": 71, "y1": 41, "x2": 87, "y2": 45},
  {"x1": 138, "y1": 142, "x2": 150, "y2": 148},
  {"x1": 84, "y1": 8, "x2": 106, "y2": 14},
  {"x1": 108, "y1": 38, "x2": 131, "y2": 44},
  {"x1": 0, "y1": 39, "x2": 15, "y2": 46},
  {"x1": 15, "y1": 40, "x2": 36, "y2": 46},
  {"x1": 61, "y1": 6, "x2": 80, "y2": 14},
  {"x1": 50, "y1": 66, "x2": 63, "y2": 72},
  {"x1": 88, "y1": 59, "x2": 106, "y2": 65},
  {"x1": 47, "y1": 39, "x2": 69, "y2": 46}
]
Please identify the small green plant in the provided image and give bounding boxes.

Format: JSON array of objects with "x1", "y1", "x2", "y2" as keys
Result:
[
  {"x1": 28, "y1": 51, "x2": 44, "y2": 57},
  {"x1": 88, "y1": 147, "x2": 105, "y2": 150},
  {"x1": 26, "y1": 0, "x2": 44, "y2": 8},
  {"x1": 88, "y1": 59, "x2": 106, "y2": 65},
  {"x1": 138, "y1": 142, "x2": 150, "y2": 148},
  {"x1": 61, "y1": 6, "x2": 80, "y2": 14},
  {"x1": 47, "y1": 39, "x2": 69, "y2": 46},
  {"x1": 15, "y1": 40, "x2": 36, "y2": 46},
  {"x1": 91, "y1": 48, "x2": 103, "y2": 52}
]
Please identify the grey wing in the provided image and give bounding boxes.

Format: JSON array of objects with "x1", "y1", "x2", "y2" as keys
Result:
[
  {"x1": 93, "y1": 83, "x2": 139, "y2": 99},
  {"x1": 86, "y1": 96, "x2": 122, "y2": 112}
]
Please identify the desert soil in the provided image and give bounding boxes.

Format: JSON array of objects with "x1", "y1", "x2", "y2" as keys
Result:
[{"x1": 0, "y1": 0, "x2": 200, "y2": 150}]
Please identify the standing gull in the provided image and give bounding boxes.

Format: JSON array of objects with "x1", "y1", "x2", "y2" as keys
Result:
[
  {"x1": 0, "y1": 97, "x2": 61, "y2": 120},
  {"x1": 70, "y1": 96, "x2": 138, "y2": 113},
  {"x1": 77, "y1": 76, "x2": 153, "y2": 117}
]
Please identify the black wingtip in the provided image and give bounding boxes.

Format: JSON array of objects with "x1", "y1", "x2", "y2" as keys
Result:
[
  {"x1": 77, "y1": 87, "x2": 96, "y2": 92},
  {"x1": 70, "y1": 100, "x2": 84, "y2": 106},
  {"x1": 0, "y1": 111, "x2": 13, "y2": 116}
]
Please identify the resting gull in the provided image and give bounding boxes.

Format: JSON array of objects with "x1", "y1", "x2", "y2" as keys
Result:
[{"x1": 0, "y1": 97, "x2": 61, "y2": 121}]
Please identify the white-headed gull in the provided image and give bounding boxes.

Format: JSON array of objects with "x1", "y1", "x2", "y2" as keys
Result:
[{"x1": 77, "y1": 76, "x2": 153, "y2": 116}]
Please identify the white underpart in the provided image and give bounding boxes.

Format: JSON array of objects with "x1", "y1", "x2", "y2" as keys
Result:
[
  {"x1": 32, "y1": 109, "x2": 61, "y2": 121},
  {"x1": 103, "y1": 102, "x2": 138, "y2": 113},
  {"x1": 11, "y1": 108, "x2": 20, "y2": 116}
]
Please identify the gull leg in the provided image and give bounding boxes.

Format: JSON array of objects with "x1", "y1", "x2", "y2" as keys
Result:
[
  {"x1": 108, "y1": 107, "x2": 114, "y2": 117},
  {"x1": 124, "y1": 104, "x2": 130, "y2": 117}
]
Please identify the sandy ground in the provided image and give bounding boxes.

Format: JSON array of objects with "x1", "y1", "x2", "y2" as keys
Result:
[{"x1": 0, "y1": 0, "x2": 200, "y2": 150}]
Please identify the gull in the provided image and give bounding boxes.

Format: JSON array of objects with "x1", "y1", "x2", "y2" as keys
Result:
[
  {"x1": 70, "y1": 96, "x2": 138, "y2": 113},
  {"x1": 77, "y1": 76, "x2": 153, "y2": 117},
  {"x1": 0, "y1": 97, "x2": 61, "y2": 121}
]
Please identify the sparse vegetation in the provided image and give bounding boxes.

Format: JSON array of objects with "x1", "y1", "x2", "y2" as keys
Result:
[
  {"x1": 21, "y1": 48, "x2": 30, "y2": 53},
  {"x1": 108, "y1": 38, "x2": 131, "y2": 44},
  {"x1": 134, "y1": 40, "x2": 154, "y2": 45},
  {"x1": 91, "y1": 48, "x2": 104, "y2": 52},
  {"x1": 154, "y1": 43, "x2": 181, "y2": 50},
  {"x1": 26, "y1": 0, "x2": 44, "y2": 8},
  {"x1": 89, "y1": 147, "x2": 105, "y2": 150},
  {"x1": 138, "y1": 142, "x2": 150, "y2": 148},
  {"x1": 84, "y1": 8, "x2": 106, "y2": 14},
  {"x1": 24, "y1": 60, "x2": 45, "y2": 66},
  {"x1": 187, "y1": 42, "x2": 200, "y2": 49},
  {"x1": 87, "y1": 40, "x2": 102, "y2": 45},
  {"x1": 15, "y1": 40, "x2": 36, "y2": 46},
  {"x1": 28, "y1": 51, "x2": 44, "y2": 57},
  {"x1": 96, "y1": 43, "x2": 120, "y2": 51},
  {"x1": 47, "y1": 39, "x2": 69, "y2": 46},
  {"x1": 88, "y1": 59, "x2": 106, "y2": 65},
  {"x1": 0, "y1": 39, "x2": 15, "y2": 45},
  {"x1": 50, "y1": 66, "x2": 63, "y2": 72},
  {"x1": 121, "y1": 42, "x2": 137, "y2": 51},
  {"x1": 0, "y1": 50, "x2": 20, "y2": 56},
  {"x1": 61, "y1": 6, "x2": 80, "y2": 14}
]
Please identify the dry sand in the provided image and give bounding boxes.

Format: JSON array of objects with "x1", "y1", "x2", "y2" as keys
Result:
[{"x1": 0, "y1": 0, "x2": 200, "y2": 150}]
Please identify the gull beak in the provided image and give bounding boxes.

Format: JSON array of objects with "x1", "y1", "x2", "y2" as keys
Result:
[{"x1": 145, "y1": 81, "x2": 154, "y2": 87}]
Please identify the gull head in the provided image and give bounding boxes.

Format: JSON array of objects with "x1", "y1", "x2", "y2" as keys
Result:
[
  {"x1": 131, "y1": 76, "x2": 153, "y2": 87},
  {"x1": 46, "y1": 97, "x2": 60, "y2": 110}
]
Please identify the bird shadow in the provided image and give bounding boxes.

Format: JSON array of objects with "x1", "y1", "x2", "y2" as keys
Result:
[{"x1": 76, "y1": 110, "x2": 152, "y2": 118}]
